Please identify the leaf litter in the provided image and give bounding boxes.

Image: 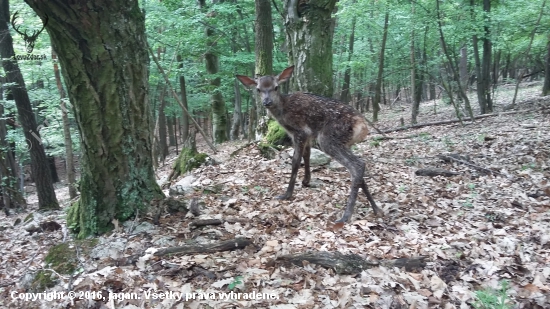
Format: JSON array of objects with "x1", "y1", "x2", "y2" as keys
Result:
[{"x1": 1, "y1": 87, "x2": 549, "y2": 308}]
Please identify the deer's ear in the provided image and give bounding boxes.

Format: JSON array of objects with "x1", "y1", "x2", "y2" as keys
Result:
[
  {"x1": 277, "y1": 66, "x2": 295, "y2": 84},
  {"x1": 236, "y1": 75, "x2": 257, "y2": 88}
]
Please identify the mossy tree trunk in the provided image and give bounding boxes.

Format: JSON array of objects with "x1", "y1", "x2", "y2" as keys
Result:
[
  {"x1": 198, "y1": 0, "x2": 228, "y2": 144},
  {"x1": 0, "y1": 0, "x2": 58, "y2": 210},
  {"x1": 25, "y1": 0, "x2": 164, "y2": 237},
  {"x1": 284, "y1": 0, "x2": 337, "y2": 98},
  {"x1": 254, "y1": 0, "x2": 274, "y2": 139}
]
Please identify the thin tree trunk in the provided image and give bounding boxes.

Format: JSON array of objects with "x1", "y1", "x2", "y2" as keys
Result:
[
  {"x1": 198, "y1": 0, "x2": 228, "y2": 144},
  {"x1": 459, "y1": 45, "x2": 468, "y2": 91},
  {"x1": 158, "y1": 90, "x2": 169, "y2": 161},
  {"x1": 52, "y1": 51, "x2": 77, "y2": 199},
  {"x1": 167, "y1": 117, "x2": 175, "y2": 146},
  {"x1": 230, "y1": 79, "x2": 242, "y2": 140},
  {"x1": 512, "y1": 0, "x2": 546, "y2": 105},
  {"x1": 177, "y1": 55, "x2": 189, "y2": 143},
  {"x1": 437, "y1": 0, "x2": 473, "y2": 119},
  {"x1": 373, "y1": 11, "x2": 389, "y2": 122},
  {"x1": 0, "y1": 79, "x2": 26, "y2": 212},
  {"x1": 0, "y1": 0, "x2": 58, "y2": 210},
  {"x1": 410, "y1": 2, "x2": 419, "y2": 124},
  {"x1": 340, "y1": 15, "x2": 356, "y2": 104},
  {"x1": 543, "y1": 37, "x2": 550, "y2": 96}
]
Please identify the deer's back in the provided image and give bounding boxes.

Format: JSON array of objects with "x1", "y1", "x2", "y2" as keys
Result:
[{"x1": 277, "y1": 93, "x2": 369, "y2": 146}]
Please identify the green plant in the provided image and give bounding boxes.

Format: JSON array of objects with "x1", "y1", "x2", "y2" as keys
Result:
[
  {"x1": 405, "y1": 157, "x2": 418, "y2": 166},
  {"x1": 370, "y1": 140, "x2": 380, "y2": 147},
  {"x1": 472, "y1": 280, "x2": 513, "y2": 309},
  {"x1": 228, "y1": 276, "x2": 243, "y2": 290}
]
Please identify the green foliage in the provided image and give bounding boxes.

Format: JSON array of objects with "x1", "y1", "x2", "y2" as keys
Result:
[
  {"x1": 472, "y1": 280, "x2": 513, "y2": 309},
  {"x1": 228, "y1": 276, "x2": 243, "y2": 290}
]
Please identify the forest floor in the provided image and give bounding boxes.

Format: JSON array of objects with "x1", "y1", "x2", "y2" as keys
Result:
[{"x1": 1, "y1": 83, "x2": 549, "y2": 309}]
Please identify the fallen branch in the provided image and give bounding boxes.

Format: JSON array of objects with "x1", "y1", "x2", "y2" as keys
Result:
[
  {"x1": 189, "y1": 218, "x2": 248, "y2": 228},
  {"x1": 377, "y1": 107, "x2": 548, "y2": 134},
  {"x1": 229, "y1": 142, "x2": 255, "y2": 158},
  {"x1": 154, "y1": 238, "x2": 252, "y2": 256},
  {"x1": 415, "y1": 168, "x2": 459, "y2": 177},
  {"x1": 277, "y1": 252, "x2": 427, "y2": 275},
  {"x1": 437, "y1": 154, "x2": 501, "y2": 176}
]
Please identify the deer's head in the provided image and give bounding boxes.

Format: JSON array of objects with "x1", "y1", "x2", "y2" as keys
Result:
[{"x1": 236, "y1": 66, "x2": 294, "y2": 108}]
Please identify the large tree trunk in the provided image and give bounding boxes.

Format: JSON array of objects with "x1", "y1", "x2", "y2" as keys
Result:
[
  {"x1": 52, "y1": 51, "x2": 77, "y2": 199},
  {"x1": 0, "y1": 0, "x2": 59, "y2": 210},
  {"x1": 199, "y1": 0, "x2": 228, "y2": 144},
  {"x1": 25, "y1": 0, "x2": 163, "y2": 237},
  {"x1": 177, "y1": 55, "x2": 189, "y2": 143},
  {"x1": 373, "y1": 11, "x2": 389, "y2": 122},
  {"x1": 284, "y1": 0, "x2": 338, "y2": 97},
  {"x1": 254, "y1": 0, "x2": 274, "y2": 139}
]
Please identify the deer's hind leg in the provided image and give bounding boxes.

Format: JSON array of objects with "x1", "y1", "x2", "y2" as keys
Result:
[
  {"x1": 302, "y1": 141, "x2": 311, "y2": 187},
  {"x1": 318, "y1": 137, "x2": 365, "y2": 222}
]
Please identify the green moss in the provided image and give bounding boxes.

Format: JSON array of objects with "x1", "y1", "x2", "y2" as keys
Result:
[
  {"x1": 170, "y1": 148, "x2": 208, "y2": 181},
  {"x1": 23, "y1": 213, "x2": 34, "y2": 223},
  {"x1": 66, "y1": 200, "x2": 80, "y2": 234},
  {"x1": 31, "y1": 243, "x2": 79, "y2": 292},
  {"x1": 264, "y1": 119, "x2": 289, "y2": 146}
]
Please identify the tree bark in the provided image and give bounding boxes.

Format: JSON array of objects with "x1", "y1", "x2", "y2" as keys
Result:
[
  {"x1": 52, "y1": 51, "x2": 77, "y2": 199},
  {"x1": 25, "y1": 0, "x2": 164, "y2": 236},
  {"x1": 284, "y1": 0, "x2": 338, "y2": 97},
  {"x1": 373, "y1": 11, "x2": 389, "y2": 122},
  {"x1": 0, "y1": 0, "x2": 59, "y2": 210}
]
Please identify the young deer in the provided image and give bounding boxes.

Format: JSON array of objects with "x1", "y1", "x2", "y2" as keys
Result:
[{"x1": 236, "y1": 66, "x2": 381, "y2": 222}]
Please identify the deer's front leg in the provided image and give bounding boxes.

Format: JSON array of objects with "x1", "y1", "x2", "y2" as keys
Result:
[{"x1": 277, "y1": 137, "x2": 305, "y2": 200}]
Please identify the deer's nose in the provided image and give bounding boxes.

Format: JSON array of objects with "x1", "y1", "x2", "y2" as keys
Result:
[{"x1": 263, "y1": 98, "x2": 273, "y2": 107}]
